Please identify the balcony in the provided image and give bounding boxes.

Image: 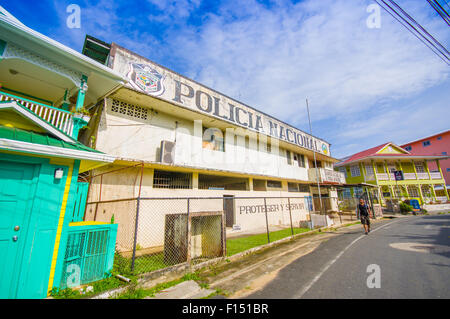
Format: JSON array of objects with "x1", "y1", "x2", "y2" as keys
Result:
[
  {"x1": 309, "y1": 168, "x2": 346, "y2": 184},
  {"x1": 0, "y1": 91, "x2": 74, "y2": 137},
  {"x1": 376, "y1": 171, "x2": 443, "y2": 181}
]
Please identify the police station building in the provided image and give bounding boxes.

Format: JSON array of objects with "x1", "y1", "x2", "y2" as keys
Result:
[{"x1": 81, "y1": 39, "x2": 344, "y2": 242}]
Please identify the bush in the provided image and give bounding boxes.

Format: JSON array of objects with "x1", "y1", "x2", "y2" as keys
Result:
[{"x1": 400, "y1": 202, "x2": 413, "y2": 214}]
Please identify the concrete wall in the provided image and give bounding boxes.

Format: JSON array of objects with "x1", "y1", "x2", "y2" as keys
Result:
[{"x1": 96, "y1": 98, "x2": 317, "y2": 181}]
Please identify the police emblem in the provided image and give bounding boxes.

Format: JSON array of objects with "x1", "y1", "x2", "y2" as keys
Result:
[
  {"x1": 127, "y1": 63, "x2": 165, "y2": 96},
  {"x1": 322, "y1": 143, "x2": 328, "y2": 155}
]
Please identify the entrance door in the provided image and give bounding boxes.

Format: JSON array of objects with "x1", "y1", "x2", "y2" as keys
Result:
[
  {"x1": 223, "y1": 195, "x2": 235, "y2": 227},
  {"x1": 0, "y1": 161, "x2": 37, "y2": 298}
]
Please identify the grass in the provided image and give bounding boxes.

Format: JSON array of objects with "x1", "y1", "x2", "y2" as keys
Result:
[
  {"x1": 114, "y1": 251, "x2": 169, "y2": 276},
  {"x1": 226, "y1": 227, "x2": 310, "y2": 256},
  {"x1": 113, "y1": 272, "x2": 204, "y2": 299}
]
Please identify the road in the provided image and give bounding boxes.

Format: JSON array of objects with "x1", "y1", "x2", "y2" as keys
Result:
[{"x1": 246, "y1": 214, "x2": 450, "y2": 299}]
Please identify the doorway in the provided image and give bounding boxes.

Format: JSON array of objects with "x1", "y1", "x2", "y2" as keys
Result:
[
  {"x1": 223, "y1": 195, "x2": 235, "y2": 227},
  {"x1": 0, "y1": 161, "x2": 38, "y2": 298}
]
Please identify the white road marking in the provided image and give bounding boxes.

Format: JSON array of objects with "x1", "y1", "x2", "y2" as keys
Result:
[{"x1": 294, "y1": 220, "x2": 400, "y2": 299}]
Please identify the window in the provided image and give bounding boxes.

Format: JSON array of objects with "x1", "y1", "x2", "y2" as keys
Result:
[
  {"x1": 267, "y1": 180, "x2": 282, "y2": 188},
  {"x1": 293, "y1": 153, "x2": 305, "y2": 167},
  {"x1": 253, "y1": 179, "x2": 266, "y2": 191},
  {"x1": 365, "y1": 164, "x2": 374, "y2": 174},
  {"x1": 437, "y1": 136, "x2": 442, "y2": 140},
  {"x1": 341, "y1": 188, "x2": 351, "y2": 199},
  {"x1": 442, "y1": 152, "x2": 447, "y2": 155},
  {"x1": 407, "y1": 186, "x2": 419, "y2": 197},
  {"x1": 199, "y1": 174, "x2": 247, "y2": 190},
  {"x1": 447, "y1": 168, "x2": 450, "y2": 172},
  {"x1": 288, "y1": 182, "x2": 299, "y2": 192},
  {"x1": 350, "y1": 165, "x2": 361, "y2": 177},
  {"x1": 286, "y1": 150, "x2": 292, "y2": 165},
  {"x1": 153, "y1": 170, "x2": 192, "y2": 189},
  {"x1": 423, "y1": 140, "x2": 431, "y2": 147},
  {"x1": 202, "y1": 127, "x2": 224, "y2": 152},
  {"x1": 414, "y1": 162, "x2": 425, "y2": 173},
  {"x1": 404, "y1": 146, "x2": 412, "y2": 151},
  {"x1": 339, "y1": 167, "x2": 347, "y2": 177},
  {"x1": 353, "y1": 187, "x2": 363, "y2": 197},
  {"x1": 298, "y1": 184, "x2": 310, "y2": 193},
  {"x1": 111, "y1": 99, "x2": 148, "y2": 120}
]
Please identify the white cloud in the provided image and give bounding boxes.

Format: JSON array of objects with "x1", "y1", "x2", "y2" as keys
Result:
[{"x1": 48, "y1": 0, "x2": 449, "y2": 158}]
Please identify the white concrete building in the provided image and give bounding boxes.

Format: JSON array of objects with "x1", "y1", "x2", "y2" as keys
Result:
[{"x1": 81, "y1": 39, "x2": 344, "y2": 246}]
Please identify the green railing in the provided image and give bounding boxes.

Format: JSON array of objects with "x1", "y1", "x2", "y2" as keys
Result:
[{"x1": 59, "y1": 223, "x2": 118, "y2": 289}]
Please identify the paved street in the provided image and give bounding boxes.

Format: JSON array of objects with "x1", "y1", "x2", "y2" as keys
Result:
[{"x1": 246, "y1": 215, "x2": 450, "y2": 299}]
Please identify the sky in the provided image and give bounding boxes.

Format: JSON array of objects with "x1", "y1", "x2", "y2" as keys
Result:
[{"x1": 3, "y1": 0, "x2": 450, "y2": 159}]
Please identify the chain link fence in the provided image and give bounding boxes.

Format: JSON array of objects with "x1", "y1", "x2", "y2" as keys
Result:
[
  {"x1": 82, "y1": 192, "x2": 378, "y2": 277},
  {"x1": 81, "y1": 166, "x2": 385, "y2": 276}
]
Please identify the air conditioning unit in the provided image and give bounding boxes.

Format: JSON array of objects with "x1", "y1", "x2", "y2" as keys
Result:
[{"x1": 160, "y1": 140, "x2": 175, "y2": 164}]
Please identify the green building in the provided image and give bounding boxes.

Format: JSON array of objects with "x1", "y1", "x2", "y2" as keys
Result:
[{"x1": 0, "y1": 6, "x2": 125, "y2": 298}]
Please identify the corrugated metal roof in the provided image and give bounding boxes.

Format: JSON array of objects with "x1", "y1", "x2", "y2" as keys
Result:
[{"x1": 0, "y1": 125, "x2": 102, "y2": 154}]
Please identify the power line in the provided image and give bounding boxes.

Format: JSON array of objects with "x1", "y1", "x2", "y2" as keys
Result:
[
  {"x1": 373, "y1": 0, "x2": 450, "y2": 65},
  {"x1": 426, "y1": 0, "x2": 450, "y2": 26}
]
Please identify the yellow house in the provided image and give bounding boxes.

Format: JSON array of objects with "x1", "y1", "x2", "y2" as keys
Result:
[{"x1": 335, "y1": 142, "x2": 449, "y2": 205}]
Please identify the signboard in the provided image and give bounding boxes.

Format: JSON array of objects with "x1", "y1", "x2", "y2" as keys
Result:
[
  {"x1": 109, "y1": 43, "x2": 331, "y2": 156},
  {"x1": 394, "y1": 170, "x2": 404, "y2": 181}
]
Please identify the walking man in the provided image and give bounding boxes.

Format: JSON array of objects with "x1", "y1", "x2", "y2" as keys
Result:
[{"x1": 357, "y1": 198, "x2": 371, "y2": 235}]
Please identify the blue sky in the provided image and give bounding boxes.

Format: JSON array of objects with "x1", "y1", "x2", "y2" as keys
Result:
[{"x1": 3, "y1": 0, "x2": 450, "y2": 158}]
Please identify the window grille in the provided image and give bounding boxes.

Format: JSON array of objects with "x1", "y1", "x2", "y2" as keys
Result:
[
  {"x1": 198, "y1": 174, "x2": 247, "y2": 190},
  {"x1": 153, "y1": 170, "x2": 192, "y2": 189},
  {"x1": 350, "y1": 165, "x2": 361, "y2": 177},
  {"x1": 111, "y1": 99, "x2": 148, "y2": 120},
  {"x1": 414, "y1": 162, "x2": 425, "y2": 173},
  {"x1": 407, "y1": 186, "x2": 419, "y2": 197}
]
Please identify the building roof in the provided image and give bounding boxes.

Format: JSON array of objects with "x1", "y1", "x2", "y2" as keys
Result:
[
  {"x1": 335, "y1": 142, "x2": 449, "y2": 167},
  {"x1": 400, "y1": 129, "x2": 450, "y2": 147},
  {"x1": 0, "y1": 125, "x2": 100, "y2": 153},
  {"x1": 0, "y1": 100, "x2": 115, "y2": 167}
]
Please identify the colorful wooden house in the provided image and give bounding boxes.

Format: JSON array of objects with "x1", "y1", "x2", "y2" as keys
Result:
[
  {"x1": 335, "y1": 142, "x2": 449, "y2": 205},
  {"x1": 0, "y1": 6, "x2": 126, "y2": 298}
]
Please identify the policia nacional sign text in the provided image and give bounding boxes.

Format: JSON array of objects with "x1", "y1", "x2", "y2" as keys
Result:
[{"x1": 109, "y1": 43, "x2": 330, "y2": 156}]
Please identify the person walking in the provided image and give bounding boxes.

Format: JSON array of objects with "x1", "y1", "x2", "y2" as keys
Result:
[{"x1": 357, "y1": 198, "x2": 371, "y2": 235}]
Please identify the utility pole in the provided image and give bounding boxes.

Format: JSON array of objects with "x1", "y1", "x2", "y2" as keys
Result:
[{"x1": 306, "y1": 99, "x2": 326, "y2": 225}]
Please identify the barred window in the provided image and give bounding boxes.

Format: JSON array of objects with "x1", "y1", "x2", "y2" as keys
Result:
[
  {"x1": 111, "y1": 99, "x2": 148, "y2": 120},
  {"x1": 350, "y1": 165, "x2": 361, "y2": 177},
  {"x1": 153, "y1": 170, "x2": 192, "y2": 189},
  {"x1": 414, "y1": 162, "x2": 425, "y2": 173},
  {"x1": 198, "y1": 174, "x2": 247, "y2": 190},
  {"x1": 407, "y1": 186, "x2": 419, "y2": 197}
]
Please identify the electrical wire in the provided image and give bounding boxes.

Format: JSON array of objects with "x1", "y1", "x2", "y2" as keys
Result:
[
  {"x1": 373, "y1": 0, "x2": 450, "y2": 65},
  {"x1": 426, "y1": 0, "x2": 450, "y2": 26}
]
